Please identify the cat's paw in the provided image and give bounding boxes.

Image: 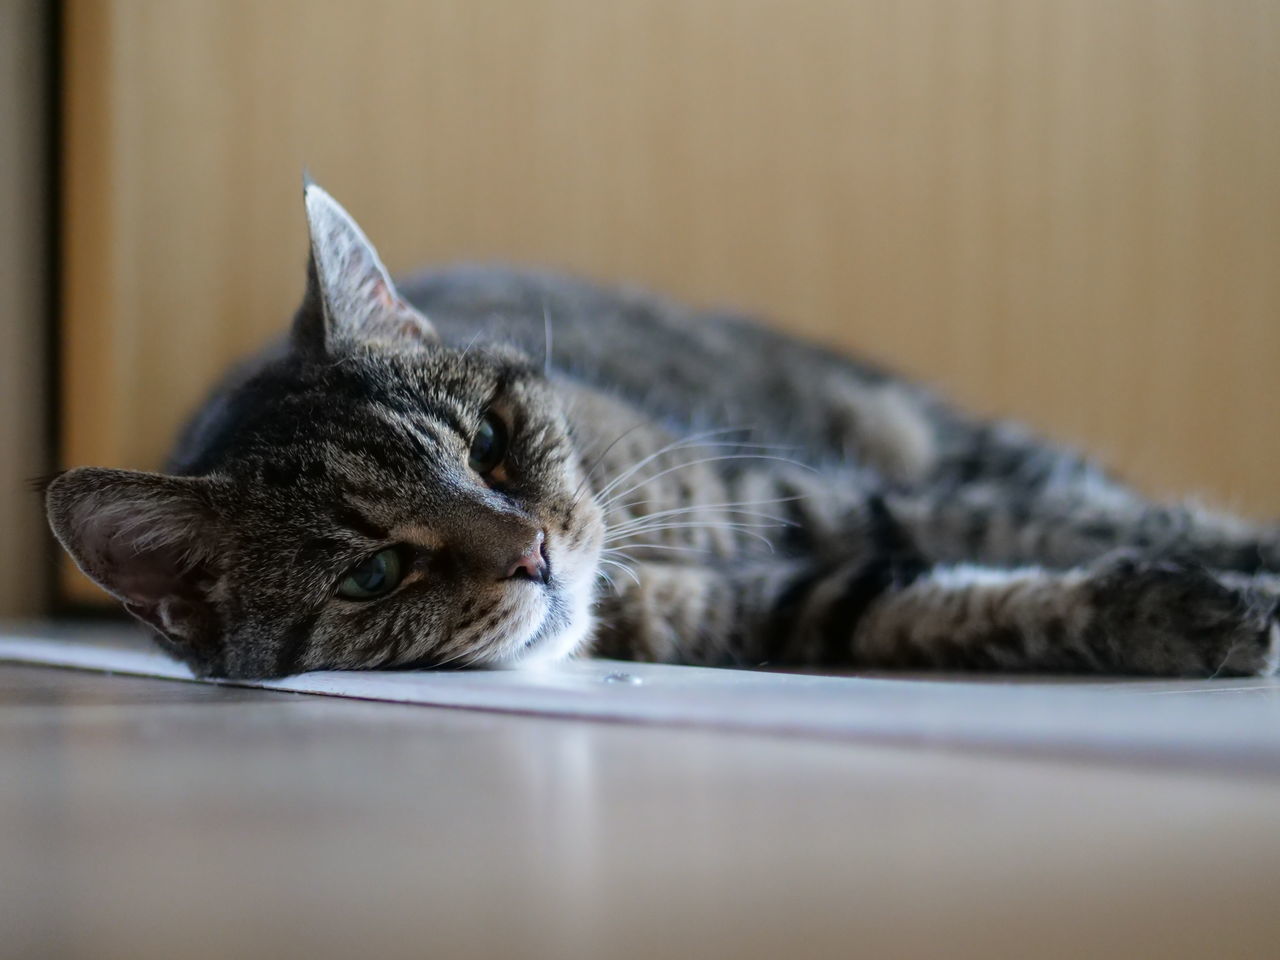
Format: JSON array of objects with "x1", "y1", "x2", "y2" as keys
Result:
[{"x1": 1086, "y1": 555, "x2": 1279, "y2": 677}]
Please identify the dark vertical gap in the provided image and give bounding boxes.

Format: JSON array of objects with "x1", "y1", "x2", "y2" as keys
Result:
[{"x1": 41, "y1": 0, "x2": 66, "y2": 614}]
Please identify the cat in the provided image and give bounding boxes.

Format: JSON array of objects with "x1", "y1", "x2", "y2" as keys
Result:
[{"x1": 45, "y1": 182, "x2": 1280, "y2": 680}]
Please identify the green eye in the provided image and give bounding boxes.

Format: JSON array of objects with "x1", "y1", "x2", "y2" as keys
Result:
[
  {"x1": 337, "y1": 548, "x2": 404, "y2": 600},
  {"x1": 468, "y1": 411, "x2": 508, "y2": 475}
]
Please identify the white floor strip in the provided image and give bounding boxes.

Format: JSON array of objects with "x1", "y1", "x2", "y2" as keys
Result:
[{"x1": 4, "y1": 620, "x2": 1280, "y2": 773}]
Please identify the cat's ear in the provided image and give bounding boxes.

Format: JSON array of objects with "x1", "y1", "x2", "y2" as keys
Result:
[
  {"x1": 45, "y1": 468, "x2": 223, "y2": 649},
  {"x1": 293, "y1": 180, "x2": 436, "y2": 354}
]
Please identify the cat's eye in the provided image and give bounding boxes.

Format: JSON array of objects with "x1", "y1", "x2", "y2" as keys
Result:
[
  {"x1": 468, "y1": 411, "x2": 509, "y2": 476},
  {"x1": 337, "y1": 548, "x2": 404, "y2": 601}
]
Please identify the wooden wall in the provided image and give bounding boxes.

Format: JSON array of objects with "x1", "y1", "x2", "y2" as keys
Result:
[{"x1": 62, "y1": 0, "x2": 1280, "y2": 597}]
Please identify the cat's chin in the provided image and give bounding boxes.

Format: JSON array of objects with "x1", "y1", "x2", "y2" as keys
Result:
[
  {"x1": 515, "y1": 613, "x2": 594, "y2": 666},
  {"x1": 500, "y1": 583, "x2": 595, "y2": 668}
]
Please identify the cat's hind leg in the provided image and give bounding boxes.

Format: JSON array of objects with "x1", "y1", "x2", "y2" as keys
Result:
[
  {"x1": 905, "y1": 416, "x2": 1280, "y2": 574},
  {"x1": 892, "y1": 479, "x2": 1280, "y2": 575}
]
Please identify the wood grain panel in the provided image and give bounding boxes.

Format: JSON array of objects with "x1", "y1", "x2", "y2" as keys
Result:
[{"x1": 62, "y1": 0, "x2": 1280, "y2": 600}]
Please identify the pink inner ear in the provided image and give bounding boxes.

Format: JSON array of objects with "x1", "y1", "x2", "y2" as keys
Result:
[
  {"x1": 92, "y1": 525, "x2": 201, "y2": 605},
  {"x1": 54, "y1": 477, "x2": 210, "y2": 607},
  {"x1": 386, "y1": 307, "x2": 433, "y2": 343},
  {"x1": 396, "y1": 318, "x2": 424, "y2": 339}
]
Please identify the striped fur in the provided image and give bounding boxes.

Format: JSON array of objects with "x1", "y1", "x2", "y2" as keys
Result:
[{"x1": 45, "y1": 184, "x2": 1280, "y2": 679}]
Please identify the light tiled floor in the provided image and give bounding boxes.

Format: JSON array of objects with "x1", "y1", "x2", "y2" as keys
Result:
[{"x1": 2, "y1": 624, "x2": 1279, "y2": 959}]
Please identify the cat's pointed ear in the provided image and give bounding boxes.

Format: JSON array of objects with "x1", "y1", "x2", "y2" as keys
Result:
[
  {"x1": 293, "y1": 180, "x2": 436, "y2": 354},
  {"x1": 45, "y1": 468, "x2": 223, "y2": 650}
]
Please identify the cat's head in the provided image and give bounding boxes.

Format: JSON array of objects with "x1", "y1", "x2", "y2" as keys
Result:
[{"x1": 46, "y1": 183, "x2": 605, "y2": 678}]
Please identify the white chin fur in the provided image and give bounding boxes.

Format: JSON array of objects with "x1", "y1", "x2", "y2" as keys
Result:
[
  {"x1": 506, "y1": 575, "x2": 595, "y2": 667},
  {"x1": 515, "y1": 614, "x2": 593, "y2": 667}
]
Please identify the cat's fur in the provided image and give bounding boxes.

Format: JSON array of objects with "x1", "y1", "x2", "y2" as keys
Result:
[{"x1": 46, "y1": 184, "x2": 1280, "y2": 679}]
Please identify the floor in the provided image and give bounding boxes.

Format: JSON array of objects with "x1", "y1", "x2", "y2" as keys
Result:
[{"x1": 2, "y1": 626, "x2": 1280, "y2": 959}]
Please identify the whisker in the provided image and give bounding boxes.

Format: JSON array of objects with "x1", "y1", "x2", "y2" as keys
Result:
[
  {"x1": 617, "y1": 510, "x2": 797, "y2": 531},
  {"x1": 615, "y1": 526, "x2": 779, "y2": 553},
  {"x1": 571, "y1": 424, "x2": 646, "y2": 507},
  {"x1": 431, "y1": 625, "x2": 484, "y2": 665},
  {"x1": 605, "y1": 519, "x2": 784, "y2": 542},
  {"x1": 606, "y1": 543, "x2": 719, "y2": 560},
  {"x1": 588, "y1": 427, "x2": 776, "y2": 506},
  {"x1": 421, "y1": 642, "x2": 473, "y2": 671},
  {"x1": 458, "y1": 648, "x2": 489, "y2": 669},
  {"x1": 603, "y1": 494, "x2": 804, "y2": 525},
  {"x1": 598, "y1": 453, "x2": 817, "y2": 513},
  {"x1": 598, "y1": 556, "x2": 641, "y2": 586},
  {"x1": 604, "y1": 504, "x2": 801, "y2": 535},
  {"x1": 604, "y1": 504, "x2": 803, "y2": 532}
]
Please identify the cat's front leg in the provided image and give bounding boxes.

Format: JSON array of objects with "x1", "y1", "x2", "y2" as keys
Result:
[
  {"x1": 851, "y1": 557, "x2": 1280, "y2": 677},
  {"x1": 590, "y1": 552, "x2": 1279, "y2": 677}
]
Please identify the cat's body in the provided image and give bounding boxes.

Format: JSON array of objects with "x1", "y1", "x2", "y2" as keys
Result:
[{"x1": 48, "y1": 185, "x2": 1280, "y2": 679}]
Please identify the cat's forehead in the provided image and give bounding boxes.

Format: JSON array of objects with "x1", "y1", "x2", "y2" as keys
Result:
[
  {"x1": 210, "y1": 347, "x2": 549, "y2": 496},
  {"x1": 323, "y1": 348, "x2": 504, "y2": 408},
  {"x1": 234, "y1": 349, "x2": 501, "y2": 443}
]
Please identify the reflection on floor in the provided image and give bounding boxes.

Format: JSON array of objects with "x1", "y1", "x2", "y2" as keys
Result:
[{"x1": 2, "y1": 622, "x2": 1279, "y2": 959}]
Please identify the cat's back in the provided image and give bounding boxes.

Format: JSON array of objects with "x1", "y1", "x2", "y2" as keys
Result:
[{"x1": 399, "y1": 265, "x2": 928, "y2": 456}]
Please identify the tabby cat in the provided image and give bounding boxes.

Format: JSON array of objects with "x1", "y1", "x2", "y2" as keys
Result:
[{"x1": 46, "y1": 183, "x2": 1280, "y2": 679}]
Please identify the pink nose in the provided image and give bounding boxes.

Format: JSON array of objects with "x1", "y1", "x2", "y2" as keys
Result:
[{"x1": 505, "y1": 530, "x2": 550, "y2": 584}]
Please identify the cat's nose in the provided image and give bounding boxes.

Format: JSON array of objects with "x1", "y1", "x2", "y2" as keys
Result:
[{"x1": 504, "y1": 530, "x2": 550, "y2": 585}]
